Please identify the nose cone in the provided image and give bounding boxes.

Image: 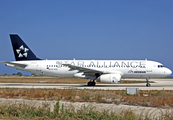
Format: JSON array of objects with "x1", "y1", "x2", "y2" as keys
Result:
[{"x1": 166, "y1": 68, "x2": 172, "y2": 76}]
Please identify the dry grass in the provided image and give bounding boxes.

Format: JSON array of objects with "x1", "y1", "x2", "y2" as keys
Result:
[
  {"x1": 0, "y1": 77, "x2": 89, "y2": 84},
  {"x1": 123, "y1": 90, "x2": 173, "y2": 108},
  {"x1": 0, "y1": 88, "x2": 172, "y2": 108},
  {"x1": 0, "y1": 77, "x2": 150, "y2": 84}
]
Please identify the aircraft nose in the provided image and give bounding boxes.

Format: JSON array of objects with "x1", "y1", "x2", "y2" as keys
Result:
[{"x1": 166, "y1": 68, "x2": 172, "y2": 76}]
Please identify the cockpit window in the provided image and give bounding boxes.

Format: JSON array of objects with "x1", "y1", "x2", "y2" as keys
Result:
[{"x1": 158, "y1": 65, "x2": 164, "y2": 68}]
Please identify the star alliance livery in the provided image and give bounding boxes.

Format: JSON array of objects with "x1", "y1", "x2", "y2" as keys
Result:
[{"x1": 1, "y1": 34, "x2": 172, "y2": 86}]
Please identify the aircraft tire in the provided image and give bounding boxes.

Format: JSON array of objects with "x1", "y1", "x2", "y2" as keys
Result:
[{"x1": 88, "y1": 81, "x2": 96, "y2": 86}]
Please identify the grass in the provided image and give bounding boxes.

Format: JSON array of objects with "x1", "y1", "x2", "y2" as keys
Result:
[
  {"x1": 0, "y1": 100, "x2": 173, "y2": 119},
  {"x1": 0, "y1": 77, "x2": 153, "y2": 84},
  {"x1": 0, "y1": 101, "x2": 141, "y2": 120},
  {"x1": 0, "y1": 77, "x2": 89, "y2": 84},
  {"x1": 0, "y1": 88, "x2": 173, "y2": 108}
]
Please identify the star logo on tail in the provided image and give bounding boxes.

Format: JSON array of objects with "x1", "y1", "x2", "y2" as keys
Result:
[{"x1": 16, "y1": 45, "x2": 29, "y2": 58}]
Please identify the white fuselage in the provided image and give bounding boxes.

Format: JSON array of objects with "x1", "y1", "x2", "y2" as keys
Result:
[
  {"x1": 7, "y1": 60, "x2": 172, "y2": 79},
  {"x1": 5, "y1": 34, "x2": 172, "y2": 86}
]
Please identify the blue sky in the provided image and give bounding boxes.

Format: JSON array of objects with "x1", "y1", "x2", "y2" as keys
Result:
[{"x1": 0, "y1": 0, "x2": 173, "y2": 75}]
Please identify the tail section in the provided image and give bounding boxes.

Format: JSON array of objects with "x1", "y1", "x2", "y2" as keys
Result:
[{"x1": 10, "y1": 34, "x2": 40, "y2": 61}]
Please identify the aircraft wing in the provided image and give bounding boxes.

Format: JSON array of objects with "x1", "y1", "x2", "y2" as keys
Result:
[
  {"x1": 1, "y1": 61, "x2": 27, "y2": 68},
  {"x1": 63, "y1": 63, "x2": 111, "y2": 75}
]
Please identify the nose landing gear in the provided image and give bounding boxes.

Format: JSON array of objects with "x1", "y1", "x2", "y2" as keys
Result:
[{"x1": 146, "y1": 78, "x2": 151, "y2": 87}]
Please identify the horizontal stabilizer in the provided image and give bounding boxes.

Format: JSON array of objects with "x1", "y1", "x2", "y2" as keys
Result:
[{"x1": 1, "y1": 61, "x2": 27, "y2": 68}]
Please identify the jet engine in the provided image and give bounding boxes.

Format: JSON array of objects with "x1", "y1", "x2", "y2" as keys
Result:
[{"x1": 97, "y1": 73, "x2": 121, "y2": 84}]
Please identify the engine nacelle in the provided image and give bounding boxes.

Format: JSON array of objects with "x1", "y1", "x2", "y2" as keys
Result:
[{"x1": 97, "y1": 74, "x2": 121, "y2": 84}]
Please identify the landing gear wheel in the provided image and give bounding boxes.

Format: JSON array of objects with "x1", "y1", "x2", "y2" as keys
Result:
[
  {"x1": 87, "y1": 82, "x2": 91, "y2": 86},
  {"x1": 146, "y1": 78, "x2": 151, "y2": 87},
  {"x1": 92, "y1": 82, "x2": 95, "y2": 86},
  {"x1": 87, "y1": 81, "x2": 96, "y2": 86}
]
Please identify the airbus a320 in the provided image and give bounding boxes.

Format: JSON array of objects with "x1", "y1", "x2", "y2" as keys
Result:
[{"x1": 1, "y1": 34, "x2": 172, "y2": 86}]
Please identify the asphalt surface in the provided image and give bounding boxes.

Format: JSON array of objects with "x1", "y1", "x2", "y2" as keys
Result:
[{"x1": 0, "y1": 79, "x2": 172, "y2": 90}]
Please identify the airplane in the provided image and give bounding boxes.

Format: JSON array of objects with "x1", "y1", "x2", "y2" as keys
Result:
[{"x1": 1, "y1": 34, "x2": 172, "y2": 87}]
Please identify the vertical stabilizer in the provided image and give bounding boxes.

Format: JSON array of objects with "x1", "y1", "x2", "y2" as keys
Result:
[{"x1": 10, "y1": 34, "x2": 40, "y2": 61}]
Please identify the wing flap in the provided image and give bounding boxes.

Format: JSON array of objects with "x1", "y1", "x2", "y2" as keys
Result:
[
  {"x1": 63, "y1": 63, "x2": 124, "y2": 77},
  {"x1": 63, "y1": 63, "x2": 109, "y2": 74}
]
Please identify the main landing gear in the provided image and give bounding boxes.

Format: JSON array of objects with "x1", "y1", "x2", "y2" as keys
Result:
[
  {"x1": 87, "y1": 81, "x2": 96, "y2": 86},
  {"x1": 146, "y1": 78, "x2": 151, "y2": 87},
  {"x1": 87, "y1": 73, "x2": 100, "y2": 86}
]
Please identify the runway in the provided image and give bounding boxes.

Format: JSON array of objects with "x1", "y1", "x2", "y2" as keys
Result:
[{"x1": 0, "y1": 79, "x2": 172, "y2": 90}]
